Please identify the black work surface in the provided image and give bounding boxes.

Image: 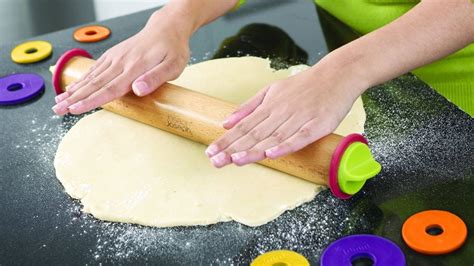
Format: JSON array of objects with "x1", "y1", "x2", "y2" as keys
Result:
[{"x1": 0, "y1": 1, "x2": 472, "y2": 265}]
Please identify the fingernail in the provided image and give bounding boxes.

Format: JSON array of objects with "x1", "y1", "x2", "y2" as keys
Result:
[
  {"x1": 265, "y1": 147, "x2": 279, "y2": 158},
  {"x1": 65, "y1": 83, "x2": 77, "y2": 91},
  {"x1": 133, "y1": 81, "x2": 149, "y2": 96},
  {"x1": 231, "y1": 151, "x2": 247, "y2": 162},
  {"x1": 55, "y1": 93, "x2": 69, "y2": 103},
  {"x1": 52, "y1": 100, "x2": 69, "y2": 113},
  {"x1": 211, "y1": 152, "x2": 227, "y2": 167},
  {"x1": 51, "y1": 105, "x2": 59, "y2": 114},
  {"x1": 68, "y1": 102, "x2": 82, "y2": 112},
  {"x1": 222, "y1": 114, "x2": 236, "y2": 127},
  {"x1": 205, "y1": 144, "x2": 219, "y2": 157},
  {"x1": 222, "y1": 117, "x2": 232, "y2": 126}
]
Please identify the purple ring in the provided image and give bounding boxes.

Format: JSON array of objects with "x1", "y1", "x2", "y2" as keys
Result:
[
  {"x1": 0, "y1": 73, "x2": 45, "y2": 105},
  {"x1": 328, "y1": 133, "x2": 368, "y2": 200},
  {"x1": 52, "y1": 48, "x2": 92, "y2": 95},
  {"x1": 321, "y1": 234, "x2": 405, "y2": 266}
]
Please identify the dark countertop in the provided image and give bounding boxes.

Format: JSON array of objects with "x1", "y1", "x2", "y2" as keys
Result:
[{"x1": 0, "y1": 1, "x2": 472, "y2": 265}]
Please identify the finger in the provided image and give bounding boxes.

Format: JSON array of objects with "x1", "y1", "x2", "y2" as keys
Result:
[
  {"x1": 67, "y1": 73, "x2": 131, "y2": 114},
  {"x1": 265, "y1": 119, "x2": 333, "y2": 159},
  {"x1": 132, "y1": 56, "x2": 183, "y2": 97},
  {"x1": 222, "y1": 86, "x2": 270, "y2": 129},
  {"x1": 67, "y1": 58, "x2": 111, "y2": 94},
  {"x1": 52, "y1": 63, "x2": 122, "y2": 115},
  {"x1": 56, "y1": 57, "x2": 108, "y2": 103},
  {"x1": 70, "y1": 62, "x2": 122, "y2": 102},
  {"x1": 230, "y1": 116, "x2": 303, "y2": 166},
  {"x1": 54, "y1": 58, "x2": 108, "y2": 103},
  {"x1": 210, "y1": 112, "x2": 280, "y2": 168},
  {"x1": 74, "y1": 55, "x2": 108, "y2": 85},
  {"x1": 210, "y1": 151, "x2": 232, "y2": 168},
  {"x1": 225, "y1": 114, "x2": 289, "y2": 158},
  {"x1": 54, "y1": 91, "x2": 70, "y2": 103},
  {"x1": 205, "y1": 109, "x2": 270, "y2": 157}
]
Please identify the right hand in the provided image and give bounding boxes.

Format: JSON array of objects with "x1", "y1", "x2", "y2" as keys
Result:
[{"x1": 52, "y1": 11, "x2": 191, "y2": 115}]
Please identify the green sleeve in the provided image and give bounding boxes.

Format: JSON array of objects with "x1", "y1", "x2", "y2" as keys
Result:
[{"x1": 315, "y1": 0, "x2": 474, "y2": 116}]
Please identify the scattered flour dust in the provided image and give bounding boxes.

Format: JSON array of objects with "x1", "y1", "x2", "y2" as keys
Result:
[{"x1": 15, "y1": 111, "x2": 360, "y2": 264}]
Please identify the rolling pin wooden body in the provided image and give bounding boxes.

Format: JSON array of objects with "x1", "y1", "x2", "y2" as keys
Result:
[{"x1": 54, "y1": 55, "x2": 344, "y2": 186}]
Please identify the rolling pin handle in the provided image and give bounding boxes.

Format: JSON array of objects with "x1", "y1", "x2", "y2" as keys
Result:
[
  {"x1": 51, "y1": 48, "x2": 93, "y2": 95},
  {"x1": 328, "y1": 134, "x2": 381, "y2": 199}
]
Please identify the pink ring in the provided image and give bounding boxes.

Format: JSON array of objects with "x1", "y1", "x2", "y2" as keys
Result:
[
  {"x1": 328, "y1": 133, "x2": 369, "y2": 199},
  {"x1": 52, "y1": 48, "x2": 92, "y2": 95}
]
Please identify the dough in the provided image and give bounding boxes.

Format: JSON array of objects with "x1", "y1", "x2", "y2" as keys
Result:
[{"x1": 54, "y1": 57, "x2": 365, "y2": 227}]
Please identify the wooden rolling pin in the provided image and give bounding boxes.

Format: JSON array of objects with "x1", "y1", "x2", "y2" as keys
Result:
[{"x1": 52, "y1": 50, "x2": 346, "y2": 186}]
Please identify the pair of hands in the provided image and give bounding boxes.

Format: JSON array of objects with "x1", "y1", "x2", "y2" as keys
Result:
[{"x1": 52, "y1": 13, "x2": 358, "y2": 169}]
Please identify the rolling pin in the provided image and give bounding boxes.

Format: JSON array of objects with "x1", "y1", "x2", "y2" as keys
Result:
[{"x1": 51, "y1": 48, "x2": 381, "y2": 199}]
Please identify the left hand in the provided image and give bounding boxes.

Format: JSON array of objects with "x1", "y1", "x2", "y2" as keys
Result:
[{"x1": 205, "y1": 65, "x2": 363, "y2": 168}]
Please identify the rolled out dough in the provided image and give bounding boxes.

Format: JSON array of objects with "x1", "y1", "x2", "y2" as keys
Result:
[{"x1": 54, "y1": 57, "x2": 366, "y2": 227}]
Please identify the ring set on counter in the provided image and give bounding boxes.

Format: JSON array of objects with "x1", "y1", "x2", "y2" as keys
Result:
[
  {"x1": 253, "y1": 210, "x2": 467, "y2": 266},
  {"x1": 1, "y1": 25, "x2": 110, "y2": 106}
]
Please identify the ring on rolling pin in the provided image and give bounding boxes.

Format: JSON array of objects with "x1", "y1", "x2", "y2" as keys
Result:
[
  {"x1": 52, "y1": 48, "x2": 92, "y2": 95},
  {"x1": 0, "y1": 73, "x2": 45, "y2": 105},
  {"x1": 402, "y1": 210, "x2": 467, "y2": 255},
  {"x1": 51, "y1": 48, "x2": 382, "y2": 200},
  {"x1": 320, "y1": 234, "x2": 405, "y2": 266},
  {"x1": 73, "y1": 25, "x2": 111, "y2": 43},
  {"x1": 251, "y1": 250, "x2": 309, "y2": 266},
  {"x1": 329, "y1": 134, "x2": 381, "y2": 199},
  {"x1": 11, "y1": 40, "x2": 52, "y2": 64}
]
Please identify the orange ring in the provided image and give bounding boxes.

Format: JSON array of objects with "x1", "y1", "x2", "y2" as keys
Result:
[
  {"x1": 402, "y1": 210, "x2": 467, "y2": 255},
  {"x1": 73, "y1": 25, "x2": 111, "y2": 43}
]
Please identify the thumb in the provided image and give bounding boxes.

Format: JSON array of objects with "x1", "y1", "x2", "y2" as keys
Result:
[
  {"x1": 223, "y1": 86, "x2": 270, "y2": 129},
  {"x1": 132, "y1": 60, "x2": 183, "y2": 97}
]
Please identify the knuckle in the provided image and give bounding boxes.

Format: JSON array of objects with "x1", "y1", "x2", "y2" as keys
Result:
[
  {"x1": 298, "y1": 127, "x2": 313, "y2": 139},
  {"x1": 214, "y1": 139, "x2": 228, "y2": 150},
  {"x1": 85, "y1": 72, "x2": 96, "y2": 82},
  {"x1": 234, "y1": 123, "x2": 249, "y2": 135},
  {"x1": 113, "y1": 54, "x2": 126, "y2": 63},
  {"x1": 161, "y1": 62, "x2": 176, "y2": 75},
  {"x1": 102, "y1": 83, "x2": 113, "y2": 92},
  {"x1": 90, "y1": 76, "x2": 103, "y2": 85},
  {"x1": 248, "y1": 129, "x2": 262, "y2": 140},
  {"x1": 271, "y1": 131, "x2": 286, "y2": 143},
  {"x1": 281, "y1": 142, "x2": 294, "y2": 153},
  {"x1": 225, "y1": 147, "x2": 236, "y2": 155},
  {"x1": 103, "y1": 84, "x2": 122, "y2": 98}
]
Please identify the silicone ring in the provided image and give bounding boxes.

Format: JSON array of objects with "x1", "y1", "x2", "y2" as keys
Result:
[
  {"x1": 321, "y1": 234, "x2": 405, "y2": 266},
  {"x1": 0, "y1": 73, "x2": 45, "y2": 105},
  {"x1": 251, "y1": 250, "x2": 309, "y2": 266},
  {"x1": 11, "y1": 40, "x2": 52, "y2": 64},
  {"x1": 73, "y1": 25, "x2": 111, "y2": 43},
  {"x1": 52, "y1": 48, "x2": 92, "y2": 95},
  {"x1": 402, "y1": 210, "x2": 467, "y2": 255},
  {"x1": 328, "y1": 133, "x2": 368, "y2": 199}
]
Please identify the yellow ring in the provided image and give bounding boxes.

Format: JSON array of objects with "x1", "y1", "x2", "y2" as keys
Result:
[
  {"x1": 251, "y1": 250, "x2": 310, "y2": 266},
  {"x1": 11, "y1": 40, "x2": 53, "y2": 64}
]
